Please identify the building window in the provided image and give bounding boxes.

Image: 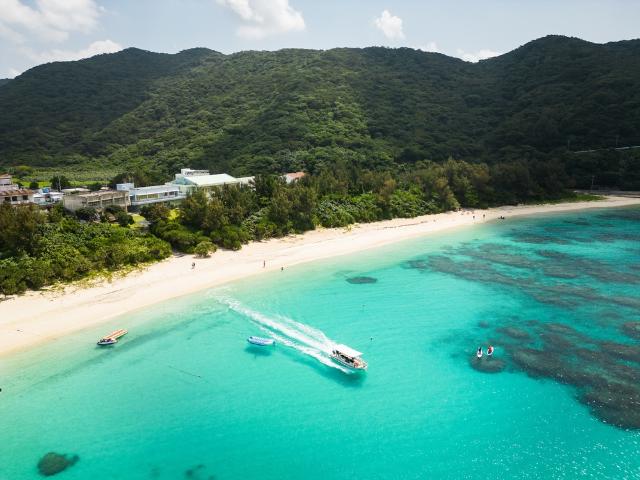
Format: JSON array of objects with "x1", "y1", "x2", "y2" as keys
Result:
[{"x1": 22, "y1": 195, "x2": 28, "y2": 200}]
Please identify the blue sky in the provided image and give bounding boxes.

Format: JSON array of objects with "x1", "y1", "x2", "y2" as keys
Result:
[{"x1": 1, "y1": 0, "x2": 639, "y2": 78}]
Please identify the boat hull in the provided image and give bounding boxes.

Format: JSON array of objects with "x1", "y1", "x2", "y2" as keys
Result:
[{"x1": 247, "y1": 336, "x2": 275, "y2": 346}]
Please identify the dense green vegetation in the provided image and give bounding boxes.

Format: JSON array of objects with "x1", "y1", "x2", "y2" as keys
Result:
[
  {"x1": 0, "y1": 156, "x2": 598, "y2": 295},
  {"x1": 141, "y1": 159, "x2": 585, "y2": 255},
  {"x1": 0, "y1": 79, "x2": 10, "y2": 87},
  {"x1": 0, "y1": 36, "x2": 638, "y2": 189},
  {"x1": 0, "y1": 204, "x2": 171, "y2": 295}
]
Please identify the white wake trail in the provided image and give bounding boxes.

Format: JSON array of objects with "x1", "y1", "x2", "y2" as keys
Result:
[{"x1": 218, "y1": 296, "x2": 349, "y2": 372}]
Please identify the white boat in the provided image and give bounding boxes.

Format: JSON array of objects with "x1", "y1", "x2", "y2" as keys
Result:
[
  {"x1": 247, "y1": 336, "x2": 275, "y2": 346},
  {"x1": 330, "y1": 344, "x2": 368, "y2": 370}
]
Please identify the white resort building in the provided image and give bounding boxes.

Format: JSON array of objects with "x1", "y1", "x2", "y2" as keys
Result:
[
  {"x1": 170, "y1": 168, "x2": 251, "y2": 195},
  {"x1": 116, "y1": 183, "x2": 185, "y2": 209}
]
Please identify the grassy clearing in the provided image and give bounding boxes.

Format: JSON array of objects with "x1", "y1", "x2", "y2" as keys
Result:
[
  {"x1": 6, "y1": 165, "x2": 120, "y2": 186},
  {"x1": 129, "y1": 213, "x2": 147, "y2": 230}
]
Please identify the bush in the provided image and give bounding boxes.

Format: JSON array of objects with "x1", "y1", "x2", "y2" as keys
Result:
[
  {"x1": 154, "y1": 221, "x2": 207, "y2": 252},
  {"x1": 210, "y1": 225, "x2": 250, "y2": 250},
  {"x1": 75, "y1": 207, "x2": 98, "y2": 221},
  {"x1": 389, "y1": 189, "x2": 428, "y2": 218},
  {"x1": 140, "y1": 203, "x2": 170, "y2": 225},
  {"x1": 49, "y1": 175, "x2": 71, "y2": 191},
  {"x1": 114, "y1": 210, "x2": 134, "y2": 227},
  {"x1": 194, "y1": 240, "x2": 216, "y2": 258}
]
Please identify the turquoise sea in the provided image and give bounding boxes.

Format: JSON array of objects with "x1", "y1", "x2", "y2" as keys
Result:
[{"x1": 2, "y1": 207, "x2": 640, "y2": 479}]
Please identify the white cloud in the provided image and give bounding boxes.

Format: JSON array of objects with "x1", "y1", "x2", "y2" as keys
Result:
[
  {"x1": 416, "y1": 42, "x2": 439, "y2": 53},
  {"x1": 374, "y1": 10, "x2": 405, "y2": 41},
  {"x1": 217, "y1": 0, "x2": 305, "y2": 39},
  {"x1": 0, "y1": 0, "x2": 102, "y2": 42},
  {"x1": 0, "y1": 21, "x2": 25, "y2": 43},
  {"x1": 22, "y1": 39, "x2": 122, "y2": 65},
  {"x1": 456, "y1": 48, "x2": 501, "y2": 63}
]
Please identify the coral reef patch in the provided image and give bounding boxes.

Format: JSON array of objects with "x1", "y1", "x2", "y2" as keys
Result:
[
  {"x1": 346, "y1": 276, "x2": 377, "y2": 284},
  {"x1": 37, "y1": 452, "x2": 79, "y2": 477}
]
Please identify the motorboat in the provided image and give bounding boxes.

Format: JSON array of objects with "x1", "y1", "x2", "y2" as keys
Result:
[
  {"x1": 97, "y1": 329, "x2": 127, "y2": 346},
  {"x1": 247, "y1": 336, "x2": 275, "y2": 346},
  {"x1": 330, "y1": 344, "x2": 367, "y2": 370}
]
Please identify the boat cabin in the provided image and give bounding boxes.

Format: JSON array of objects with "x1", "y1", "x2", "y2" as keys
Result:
[{"x1": 331, "y1": 344, "x2": 368, "y2": 370}]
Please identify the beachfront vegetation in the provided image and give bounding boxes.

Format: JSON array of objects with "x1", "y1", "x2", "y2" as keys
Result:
[
  {"x1": 141, "y1": 158, "x2": 584, "y2": 253},
  {"x1": 0, "y1": 204, "x2": 171, "y2": 295},
  {"x1": 0, "y1": 155, "x2": 597, "y2": 296}
]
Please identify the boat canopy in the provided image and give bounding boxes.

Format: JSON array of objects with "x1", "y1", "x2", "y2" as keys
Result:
[{"x1": 333, "y1": 344, "x2": 363, "y2": 358}]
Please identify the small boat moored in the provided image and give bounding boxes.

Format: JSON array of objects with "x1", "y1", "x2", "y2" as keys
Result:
[
  {"x1": 247, "y1": 336, "x2": 275, "y2": 346},
  {"x1": 330, "y1": 344, "x2": 367, "y2": 370},
  {"x1": 97, "y1": 329, "x2": 128, "y2": 346}
]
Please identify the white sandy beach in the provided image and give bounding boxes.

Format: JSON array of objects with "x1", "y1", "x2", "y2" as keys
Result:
[{"x1": 1, "y1": 196, "x2": 639, "y2": 357}]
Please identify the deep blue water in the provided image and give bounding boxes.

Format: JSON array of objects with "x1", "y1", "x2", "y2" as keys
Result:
[{"x1": 1, "y1": 207, "x2": 640, "y2": 479}]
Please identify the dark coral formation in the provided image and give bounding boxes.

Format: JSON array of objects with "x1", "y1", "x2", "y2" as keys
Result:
[
  {"x1": 581, "y1": 385, "x2": 640, "y2": 429},
  {"x1": 622, "y1": 322, "x2": 640, "y2": 340},
  {"x1": 37, "y1": 452, "x2": 79, "y2": 477},
  {"x1": 423, "y1": 243, "x2": 640, "y2": 311},
  {"x1": 447, "y1": 213, "x2": 640, "y2": 429},
  {"x1": 185, "y1": 464, "x2": 216, "y2": 480},
  {"x1": 405, "y1": 259, "x2": 428, "y2": 270},
  {"x1": 469, "y1": 355, "x2": 506, "y2": 373},
  {"x1": 346, "y1": 276, "x2": 377, "y2": 284},
  {"x1": 497, "y1": 326, "x2": 531, "y2": 341},
  {"x1": 600, "y1": 342, "x2": 640, "y2": 363},
  {"x1": 511, "y1": 330, "x2": 640, "y2": 429},
  {"x1": 472, "y1": 315, "x2": 640, "y2": 430}
]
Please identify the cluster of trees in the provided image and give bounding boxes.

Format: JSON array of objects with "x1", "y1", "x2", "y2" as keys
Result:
[
  {"x1": 0, "y1": 204, "x2": 171, "y2": 295},
  {"x1": 0, "y1": 155, "x2": 590, "y2": 295},
  {"x1": 141, "y1": 158, "x2": 575, "y2": 254}
]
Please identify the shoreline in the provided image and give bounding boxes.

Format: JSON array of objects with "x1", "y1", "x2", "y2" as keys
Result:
[{"x1": 1, "y1": 196, "x2": 639, "y2": 358}]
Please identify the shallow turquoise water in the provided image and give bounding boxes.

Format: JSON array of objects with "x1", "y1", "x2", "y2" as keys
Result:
[{"x1": 2, "y1": 207, "x2": 640, "y2": 479}]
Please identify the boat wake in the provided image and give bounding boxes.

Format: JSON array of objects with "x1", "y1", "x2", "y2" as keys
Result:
[{"x1": 218, "y1": 296, "x2": 351, "y2": 373}]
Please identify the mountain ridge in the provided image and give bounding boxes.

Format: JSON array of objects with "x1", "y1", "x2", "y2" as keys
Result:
[{"x1": 1, "y1": 35, "x2": 639, "y2": 188}]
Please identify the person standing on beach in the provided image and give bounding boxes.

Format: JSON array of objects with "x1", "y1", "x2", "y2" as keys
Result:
[
  {"x1": 263, "y1": 260, "x2": 266, "y2": 268},
  {"x1": 192, "y1": 262, "x2": 196, "y2": 269}
]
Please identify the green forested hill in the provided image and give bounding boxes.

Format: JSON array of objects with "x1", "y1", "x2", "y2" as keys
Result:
[
  {"x1": 0, "y1": 79, "x2": 10, "y2": 87},
  {"x1": 1, "y1": 36, "x2": 639, "y2": 188}
]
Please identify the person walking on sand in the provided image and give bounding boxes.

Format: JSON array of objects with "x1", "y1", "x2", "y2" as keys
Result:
[
  {"x1": 192, "y1": 262, "x2": 196, "y2": 270},
  {"x1": 263, "y1": 260, "x2": 266, "y2": 268}
]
